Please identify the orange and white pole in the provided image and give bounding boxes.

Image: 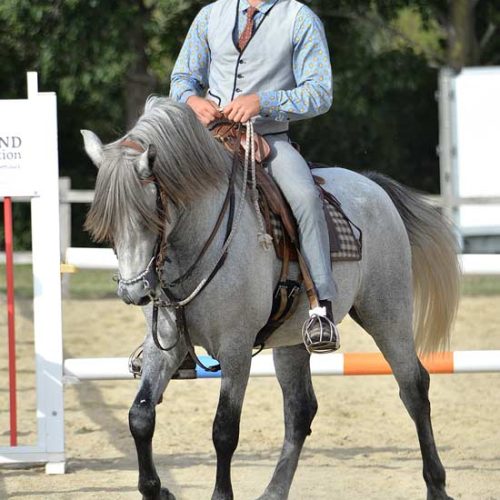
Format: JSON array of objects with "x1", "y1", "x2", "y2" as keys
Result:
[
  {"x1": 63, "y1": 351, "x2": 500, "y2": 381},
  {"x1": 247, "y1": 351, "x2": 499, "y2": 377}
]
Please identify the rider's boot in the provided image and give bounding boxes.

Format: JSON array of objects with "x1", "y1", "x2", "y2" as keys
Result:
[{"x1": 302, "y1": 299, "x2": 340, "y2": 354}]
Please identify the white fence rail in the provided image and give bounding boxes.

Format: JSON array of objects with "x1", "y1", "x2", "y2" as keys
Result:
[{"x1": 2, "y1": 178, "x2": 500, "y2": 275}]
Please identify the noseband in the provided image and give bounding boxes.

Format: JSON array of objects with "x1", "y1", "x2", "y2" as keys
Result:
[{"x1": 118, "y1": 255, "x2": 156, "y2": 288}]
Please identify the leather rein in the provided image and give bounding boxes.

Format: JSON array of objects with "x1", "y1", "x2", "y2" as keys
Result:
[{"x1": 119, "y1": 126, "x2": 243, "y2": 372}]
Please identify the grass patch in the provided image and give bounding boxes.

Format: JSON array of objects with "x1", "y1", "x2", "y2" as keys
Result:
[
  {"x1": 0, "y1": 264, "x2": 116, "y2": 300},
  {"x1": 461, "y1": 275, "x2": 500, "y2": 297},
  {"x1": 1, "y1": 265, "x2": 500, "y2": 299}
]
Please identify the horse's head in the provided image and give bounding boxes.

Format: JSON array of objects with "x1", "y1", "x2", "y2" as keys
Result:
[
  {"x1": 81, "y1": 97, "x2": 233, "y2": 306},
  {"x1": 81, "y1": 129, "x2": 168, "y2": 306}
]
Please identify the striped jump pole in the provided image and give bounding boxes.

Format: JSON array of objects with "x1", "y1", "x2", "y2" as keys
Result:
[{"x1": 63, "y1": 351, "x2": 500, "y2": 382}]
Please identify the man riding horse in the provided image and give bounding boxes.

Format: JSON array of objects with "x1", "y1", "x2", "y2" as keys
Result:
[{"x1": 170, "y1": 0, "x2": 339, "y2": 352}]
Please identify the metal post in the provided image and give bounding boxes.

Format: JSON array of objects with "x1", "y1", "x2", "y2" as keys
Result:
[
  {"x1": 438, "y1": 67, "x2": 462, "y2": 249},
  {"x1": 59, "y1": 177, "x2": 71, "y2": 298},
  {"x1": 3, "y1": 197, "x2": 17, "y2": 446},
  {"x1": 438, "y1": 68, "x2": 455, "y2": 221}
]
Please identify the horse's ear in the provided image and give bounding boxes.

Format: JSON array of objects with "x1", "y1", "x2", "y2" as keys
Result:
[
  {"x1": 80, "y1": 130, "x2": 103, "y2": 168},
  {"x1": 136, "y1": 144, "x2": 157, "y2": 179}
]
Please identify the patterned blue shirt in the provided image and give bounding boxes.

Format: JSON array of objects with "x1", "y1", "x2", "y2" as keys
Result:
[{"x1": 169, "y1": 0, "x2": 333, "y2": 122}]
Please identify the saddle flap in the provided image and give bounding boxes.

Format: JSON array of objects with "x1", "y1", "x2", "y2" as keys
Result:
[
  {"x1": 255, "y1": 164, "x2": 298, "y2": 243},
  {"x1": 261, "y1": 176, "x2": 362, "y2": 263}
]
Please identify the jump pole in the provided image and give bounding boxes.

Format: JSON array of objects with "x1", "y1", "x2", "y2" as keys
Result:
[
  {"x1": 63, "y1": 249, "x2": 500, "y2": 275},
  {"x1": 63, "y1": 351, "x2": 500, "y2": 381}
]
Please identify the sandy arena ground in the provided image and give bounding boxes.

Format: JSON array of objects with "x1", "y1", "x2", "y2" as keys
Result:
[{"x1": 0, "y1": 294, "x2": 499, "y2": 499}]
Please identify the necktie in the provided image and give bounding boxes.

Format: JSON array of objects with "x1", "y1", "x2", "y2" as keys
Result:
[{"x1": 238, "y1": 6, "x2": 258, "y2": 52}]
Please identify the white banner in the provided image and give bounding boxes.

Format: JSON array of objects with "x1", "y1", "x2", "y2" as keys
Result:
[
  {"x1": 0, "y1": 75, "x2": 58, "y2": 197},
  {"x1": 454, "y1": 67, "x2": 500, "y2": 231}
]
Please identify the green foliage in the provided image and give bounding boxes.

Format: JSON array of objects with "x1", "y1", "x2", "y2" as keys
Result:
[
  {"x1": 0, "y1": 203, "x2": 32, "y2": 251},
  {"x1": 0, "y1": 0, "x2": 499, "y2": 248},
  {"x1": 0, "y1": 265, "x2": 116, "y2": 299},
  {"x1": 295, "y1": 2, "x2": 441, "y2": 191},
  {"x1": 477, "y1": 1, "x2": 500, "y2": 65},
  {"x1": 389, "y1": 7, "x2": 445, "y2": 62}
]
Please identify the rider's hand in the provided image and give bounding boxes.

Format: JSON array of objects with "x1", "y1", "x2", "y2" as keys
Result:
[
  {"x1": 186, "y1": 96, "x2": 223, "y2": 126},
  {"x1": 223, "y1": 94, "x2": 260, "y2": 123}
]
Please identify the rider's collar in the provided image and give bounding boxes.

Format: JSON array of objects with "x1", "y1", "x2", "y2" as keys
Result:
[{"x1": 240, "y1": 0, "x2": 278, "y2": 15}]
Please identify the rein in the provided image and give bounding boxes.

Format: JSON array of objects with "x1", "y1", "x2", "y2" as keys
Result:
[
  {"x1": 151, "y1": 127, "x2": 243, "y2": 372},
  {"x1": 120, "y1": 126, "x2": 245, "y2": 372}
]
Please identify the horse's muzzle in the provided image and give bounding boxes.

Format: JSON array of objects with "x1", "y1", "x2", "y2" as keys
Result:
[{"x1": 117, "y1": 278, "x2": 156, "y2": 306}]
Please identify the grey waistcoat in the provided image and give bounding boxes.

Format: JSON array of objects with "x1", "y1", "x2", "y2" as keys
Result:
[{"x1": 207, "y1": 0, "x2": 304, "y2": 135}]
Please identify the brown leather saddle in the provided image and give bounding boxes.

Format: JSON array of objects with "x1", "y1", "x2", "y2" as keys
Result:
[
  {"x1": 210, "y1": 119, "x2": 271, "y2": 164},
  {"x1": 209, "y1": 120, "x2": 362, "y2": 347},
  {"x1": 209, "y1": 119, "x2": 362, "y2": 260}
]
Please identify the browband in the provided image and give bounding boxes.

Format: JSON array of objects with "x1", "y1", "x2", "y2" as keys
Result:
[{"x1": 120, "y1": 138, "x2": 145, "y2": 153}]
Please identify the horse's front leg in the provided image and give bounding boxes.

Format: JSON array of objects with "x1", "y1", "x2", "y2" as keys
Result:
[
  {"x1": 129, "y1": 333, "x2": 186, "y2": 500},
  {"x1": 211, "y1": 345, "x2": 252, "y2": 500}
]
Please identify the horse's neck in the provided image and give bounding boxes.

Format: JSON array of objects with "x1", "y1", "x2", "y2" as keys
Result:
[{"x1": 167, "y1": 181, "x2": 232, "y2": 279}]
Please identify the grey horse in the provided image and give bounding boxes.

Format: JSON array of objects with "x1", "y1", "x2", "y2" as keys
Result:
[{"x1": 81, "y1": 96, "x2": 460, "y2": 500}]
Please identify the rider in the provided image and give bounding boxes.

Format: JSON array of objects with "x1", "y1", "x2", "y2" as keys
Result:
[{"x1": 170, "y1": 0, "x2": 339, "y2": 352}]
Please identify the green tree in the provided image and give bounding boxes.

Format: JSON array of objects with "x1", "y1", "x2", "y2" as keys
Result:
[{"x1": 1, "y1": 0, "x2": 499, "y2": 248}]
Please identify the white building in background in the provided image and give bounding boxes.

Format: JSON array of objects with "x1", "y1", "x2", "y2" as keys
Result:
[{"x1": 439, "y1": 66, "x2": 500, "y2": 253}]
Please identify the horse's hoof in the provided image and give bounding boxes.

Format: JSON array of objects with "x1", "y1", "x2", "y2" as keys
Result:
[
  {"x1": 256, "y1": 489, "x2": 285, "y2": 500},
  {"x1": 160, "y1": 488, "x2": 176, "y2": 500},
  {"x1": 142, "y1": 489, "x2": 175, "y2": 500},
  {"x1": 427, "y1": 491, "x2": 454, "y2": 500}
]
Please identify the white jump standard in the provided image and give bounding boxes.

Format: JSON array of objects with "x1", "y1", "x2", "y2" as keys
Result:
[{"x1": 0, "y1": 73, "x2": 65, "y2": 474}]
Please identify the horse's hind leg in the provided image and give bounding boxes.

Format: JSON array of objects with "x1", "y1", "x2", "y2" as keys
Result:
[
  {"x1": 129, "y1": 337, "x2": 186, "y2": 500},
  {"x1": 353, "y1": 301, "x2": 452, "y2": 500},
  {"x1": 258, "y1": 345, "x2": 317, "y2": 500}
]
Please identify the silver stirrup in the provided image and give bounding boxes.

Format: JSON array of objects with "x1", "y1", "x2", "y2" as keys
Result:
[{"x1": 302, "y1": 309, "x2": 340, "y2": 354}]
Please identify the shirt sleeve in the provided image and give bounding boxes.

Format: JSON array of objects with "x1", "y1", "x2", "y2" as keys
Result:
[
  {"x1": 258, "y1": 6, "x2": 333, "y2": 122},
  {"x1": 169, "y1": 5, "x2": 212, "y2": 103}
]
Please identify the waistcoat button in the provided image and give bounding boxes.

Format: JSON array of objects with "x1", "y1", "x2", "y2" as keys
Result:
[{"x1": 235, "y1": 88, "x2": 242, "y2": 93}]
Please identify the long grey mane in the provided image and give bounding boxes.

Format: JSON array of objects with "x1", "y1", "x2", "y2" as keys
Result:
[{"x1": 85, "y1": 97, "x2": 231, "y2": 242}]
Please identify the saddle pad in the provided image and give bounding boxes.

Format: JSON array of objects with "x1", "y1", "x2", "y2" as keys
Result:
[{"x1": 269, "y1": 194, "x2": 362, "y2": 262}]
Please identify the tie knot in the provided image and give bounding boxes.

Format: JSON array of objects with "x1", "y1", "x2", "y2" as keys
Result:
[{"x1": 246, "y1": 6, "x2": 258, "y2": 19}]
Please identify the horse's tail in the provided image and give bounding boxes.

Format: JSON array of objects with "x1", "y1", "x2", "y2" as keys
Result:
[{"x1": 363, "y1": 172, "x2": 461, "y2": 354}]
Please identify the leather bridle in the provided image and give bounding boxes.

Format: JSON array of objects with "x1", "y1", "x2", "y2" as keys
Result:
[{"x1": 119, "y1": 127, "x2": 243, "y2": 372}]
